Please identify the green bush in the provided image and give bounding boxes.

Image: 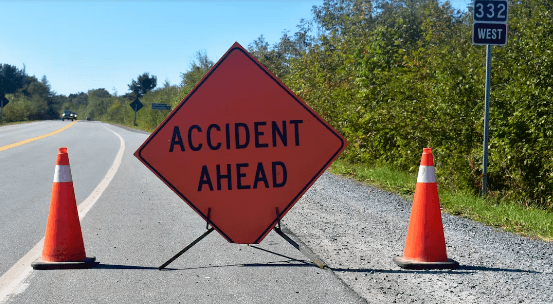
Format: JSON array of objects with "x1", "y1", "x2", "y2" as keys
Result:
[{"x1": 284, "y1": 0, "x2": 553, "y2": 208}]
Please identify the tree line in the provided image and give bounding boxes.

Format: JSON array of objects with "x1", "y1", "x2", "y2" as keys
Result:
[
  {"x1": 0, "y1": 64, "x2": 59, "y2": 121},
  {"x1": 1, "y1": 0, "x2": 552, "y2": 208}
]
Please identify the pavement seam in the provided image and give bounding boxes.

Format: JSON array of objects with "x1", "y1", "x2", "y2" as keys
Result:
[{"x1": 281, "y1": 225, "x2": 369, "y2": 304}]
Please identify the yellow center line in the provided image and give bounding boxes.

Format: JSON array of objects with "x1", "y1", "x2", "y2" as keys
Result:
[{"x1": 0, "y1": 121, "x2": 78, "y2": 152}]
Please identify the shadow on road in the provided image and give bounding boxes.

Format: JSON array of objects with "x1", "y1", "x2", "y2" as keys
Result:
[
  {"x1": 458, "y1": 265, "x2": 541, "y2": 273},
  {"x1": 330, "y1": 265, "x2": 541, "y2": 274},
  {"x1": 248, "y1": 245, "x2": 310, "y2": 263},
  {"x1": 93, "y1": 263, "x2": 159, "y2": 270},
  {"x1": 92, "y1": 261, "x2": 541, "y2": 274},
  {"x1": 157, "y1": 260, "x2": 316, "y2": 271},
  {"x1": 91, "y1": 245, "x2": 323, "y2": 271}
]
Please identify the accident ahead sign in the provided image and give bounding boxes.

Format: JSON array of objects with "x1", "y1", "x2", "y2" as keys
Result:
[{"x1": 135, "y1": 42, "x2": 347, "y2": 244}]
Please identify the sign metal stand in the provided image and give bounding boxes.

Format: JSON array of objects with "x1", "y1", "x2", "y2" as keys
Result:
[
  {"x1": 158, "y1": 208, "x2": 215, "y2": 270},
  {"x1": 273, "y1": 207, "x2": 325, "y2": 269},
  {"x1": 158, "y1": 207, "x2": 325, "y2": 270}
]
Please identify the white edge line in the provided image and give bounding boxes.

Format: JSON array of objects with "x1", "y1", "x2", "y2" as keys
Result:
[
  {"x1": 0, "y1": 124, "x2": 126, "y2": 303},
  {"x1": 78, "y1": 125, "x2": 125, "y2": 219}
]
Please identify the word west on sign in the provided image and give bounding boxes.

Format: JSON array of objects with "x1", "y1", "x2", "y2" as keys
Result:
[
  {"x1": 135, "y1": 42, "x2": 347, "y2": 244},
  {"x1": 473, "y1": 23, "x2": 507, "y2": 45}
]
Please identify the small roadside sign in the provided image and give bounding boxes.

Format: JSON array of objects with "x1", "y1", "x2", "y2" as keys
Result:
[
  {"x1": 0, "y1": 94, "x2": 8, "y2": 124},
  {"x1": 130, "y1": 98, "x2": 143, "y2": 126},
  {"x1": 135, "y1": 42, "x2": 347, "y2": 244},
  {"x1": 152, "y1": 103, "x2": 171, "y2": 111},
  {"x1": 130, "y1": 98, "x2": 143, "y2": 112},
  {"x1": 0, "y1": 94, "x2": 9, "y2": 108}
]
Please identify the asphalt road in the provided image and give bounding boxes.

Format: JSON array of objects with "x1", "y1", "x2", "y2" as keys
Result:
[{"x1": 0, "y1": 121, "x2": 363, "y2": 303}]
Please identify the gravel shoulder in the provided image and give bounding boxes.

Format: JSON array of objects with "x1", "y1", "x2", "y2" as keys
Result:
[{"x1": 282, "y1": 172, "x2": 553, "y2": 303}]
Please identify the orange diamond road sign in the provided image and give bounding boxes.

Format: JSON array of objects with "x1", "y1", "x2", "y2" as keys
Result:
[{"x1": 135, "y1": 42, "x2": 347, "y2": 244}]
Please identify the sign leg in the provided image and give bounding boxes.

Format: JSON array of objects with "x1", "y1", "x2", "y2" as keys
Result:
[
  {"x1": 273, "y1": 208, "x2": 324, "y2": 268},
  {"x1": 158, "y1": 227, "x2": 214, "y2": 270},
  {"x1": 273, "y1": 227, "x2": 325, "y2": 269},
  {"x1": 133, "y1": 105, "x2": 137, "y2": 126}
]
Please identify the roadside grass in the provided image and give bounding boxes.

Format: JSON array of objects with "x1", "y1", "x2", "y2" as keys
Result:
[
  {"x1": 0, "y1": 120, "x2": 33, "y2": 127},
  {"x1": 329, "y1": 159, "x2": 553, "y2": 242},
  {"x1": 104, "y1": 120, "x2": 157, "y2": 133}
]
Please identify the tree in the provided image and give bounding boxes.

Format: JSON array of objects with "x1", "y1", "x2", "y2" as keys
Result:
[
  {"x1": 40, "y1": 75, "x2": 56, "y2": 97},
  {"x1": 128, "y1": 73, "x2": 157, "y2": 97},
  {"x1": 69, "y1": 92, "x2": 89, "y2": 106},
  {"x1": 180, "y1": 51, "x2": 214, "y2": 92},
  {"x1": 248, "y1": 30, "x2": 312, "y2": 80},
  {"x1": 0, "y1": 64, "x2": 25, "y2": 95},
  {"x1": 88, "y1": 88, "x2": 111, "y2": 99},
  {"x1": 248, "y1": 35, "x2": 288, "y2": 78}
]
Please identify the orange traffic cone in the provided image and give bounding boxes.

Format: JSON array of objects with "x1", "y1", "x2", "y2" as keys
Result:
[
  {"x1": 393, "y1": 148, "x2": 458, "y2": 269},
  {"x1": 32, "y1": 147, "x2": 96, "y2": 270}
]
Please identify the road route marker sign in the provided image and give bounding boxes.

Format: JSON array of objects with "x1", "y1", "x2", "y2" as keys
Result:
[
  {"x1": 473, "y1": 0, "x2": 508, "y2": 23},
  {"x1": 135, "y1": 42, "x2": 347, "y2": 244},
  {"x1": 473, "y1": 0, "x2": 508, "y2": 46}
]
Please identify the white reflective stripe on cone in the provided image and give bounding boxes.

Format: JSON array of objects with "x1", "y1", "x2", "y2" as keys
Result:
[
  {"x1": 417, "y1": 165, "x2": 436, "y2": 183},
  {"x1": 54, "y1": 165, "x2": 73, "y2": 183}
]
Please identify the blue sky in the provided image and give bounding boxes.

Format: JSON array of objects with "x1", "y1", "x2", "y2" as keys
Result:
[{"x1": 0, "y1": 0, "x2": 471, "y2": 96}]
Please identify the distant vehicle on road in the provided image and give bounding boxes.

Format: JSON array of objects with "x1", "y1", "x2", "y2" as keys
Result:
[
  {"x1": 72, "y1": 112, "x2": 77, "y2": 120},
  {"x1": 62, "y1": 110, "x2": 73, "y2": 121}
]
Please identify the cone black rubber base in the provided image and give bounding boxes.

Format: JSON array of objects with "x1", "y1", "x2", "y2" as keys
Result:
[
  {"x1": 31, "y1": 257, "x2": 97, "y2": 270},
  {"x1": 393, "y1": 256, "x2": 459, "y2": 270}
]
